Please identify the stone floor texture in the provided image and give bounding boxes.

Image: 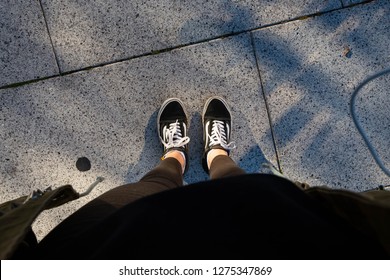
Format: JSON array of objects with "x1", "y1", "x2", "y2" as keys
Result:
[{"x1": 0, "y1": 0, "x2": 389, "y2": 240}]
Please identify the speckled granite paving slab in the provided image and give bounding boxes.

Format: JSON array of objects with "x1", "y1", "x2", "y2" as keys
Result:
[
  {"x1": 40, "y1": 0, "x2": 341, "y2": 72},
  {"x1": 342, "y1": 0, "x2": 370, "y2": 6},
  {"x1": 0, "y1": 34, "x2": 276, "y2": 240},
  {"x1": 0, "y1": 0, "x2": 59, "y2": 87},
  {"x1": 252, "y1": 0, "x2": 389, "y2": 190},
  {"x1": 353, "y1": 70, "x2": 390, "y2": 177}
]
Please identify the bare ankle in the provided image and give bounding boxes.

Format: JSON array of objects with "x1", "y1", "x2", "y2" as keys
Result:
[
  {"x1": 163, "y1": 150, "x2": 186, "y2": 174},
  {"x1": 207, "y1": 149, "x2": 228, "y2": 170}
]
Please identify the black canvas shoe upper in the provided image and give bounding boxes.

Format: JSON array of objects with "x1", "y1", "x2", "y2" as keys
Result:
[
  {"x1": 202, "y1": 97, "x2": 236, "y2": 173},
  {"x1": 157, "y1": 98, "x2": 190, "y2": 172}
]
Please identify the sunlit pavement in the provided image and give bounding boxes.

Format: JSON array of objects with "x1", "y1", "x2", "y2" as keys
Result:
[{"x1": 1, "y1": 0, "x2": 388, "y2": 240}]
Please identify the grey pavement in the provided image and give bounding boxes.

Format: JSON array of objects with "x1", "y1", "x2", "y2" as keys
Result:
[{"x1": 0, "y1": 0, "x2": 389, "y2": 240}]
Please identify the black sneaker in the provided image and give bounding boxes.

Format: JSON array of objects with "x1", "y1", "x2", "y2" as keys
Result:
[
  {"x1": 202, "y1": 96, "x2": 236, "y2": 173},
  {"x1": 158, "y1": 98, "x2": 190, "y2": 173}
]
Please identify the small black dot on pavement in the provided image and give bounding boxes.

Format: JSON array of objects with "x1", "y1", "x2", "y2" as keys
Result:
[{"x1": 76, "y1": 157, "x2": 91, "y2": 171}]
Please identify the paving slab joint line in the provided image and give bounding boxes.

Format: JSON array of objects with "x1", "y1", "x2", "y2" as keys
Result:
[
  {"x1": 343, "y1": 0, "x2": 375, "y2": 9},
  {"x1": 0, "y1": 37, "x2": 216, "y2": 90},
  {"x1": 0, "y1": 35, "x2": 239, "y2": 90},
  {"x1": 50, "y1": 0, "x2": 375, "y2": 70},
  {"x1": 249, "y1": 33, "x2": 283, "y2": 174},
  {"x1": 37, "y1": 0, "x2": 61, "y2": 74},
  {"x1": 0, "y1": 0, "x2": 377, "y2": 91},
  {"x1": 0, "y1": 75, "x2": 58, "y2": 90}
]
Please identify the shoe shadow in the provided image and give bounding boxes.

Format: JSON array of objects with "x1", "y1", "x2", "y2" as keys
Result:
[
  {"x1": 184, "y1": 111, "x2": 209, "y2": 184},
  {"x1": 125, "y1": 109, "x2": 272, "y2": 185},
  {"x1": 125, "y1": 110, "x2": 161, "y2": 183},
  {"x1": 237, "y1": 145, "x2": 270, "y2": 174},
  {"x1": 232, "y1": 108, "x2": 275, "y2": 174},
  {"x1": 125, "y1": 110, "x2": 209, "y2": 185}
]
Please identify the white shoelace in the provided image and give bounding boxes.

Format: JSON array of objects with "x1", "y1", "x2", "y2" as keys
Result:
[
  {"x1": 160, "y1": 120, "x2": 190, "y2": 149},
  {"x1": 208, "y1": 120, "x2": 236, "y2": 150}
]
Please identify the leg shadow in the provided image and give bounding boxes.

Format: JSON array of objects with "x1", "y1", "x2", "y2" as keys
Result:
[
  {"x1": 125, "y1": 110, "x2": 161, "y2": 183},
  {"x1": 184, "y1": 111, "x2": 209, "y2": 184},
  {"x1": 238, "y1": 145, "x2": 270, "y2": 174}
]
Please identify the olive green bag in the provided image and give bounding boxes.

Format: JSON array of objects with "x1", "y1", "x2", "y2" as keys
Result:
[
  {"x1": 0, "y1": 177, "x2": 103, "y2": 259},
  {"x1": 0, "y1": 185, "x2": 79, "y2": 259}
]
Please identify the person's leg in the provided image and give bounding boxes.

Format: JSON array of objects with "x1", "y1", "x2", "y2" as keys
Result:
[
  {"x1": 85, "y1": 155, "x2": 184, "y2": 211},
  {"x1": 37, "y1": 157, "x2": 182, "y2": 248},
  {"x1": 209, "y1": 153, "x2": 246, "y2": 179},
  {"x1": 201, "y1": 96, "x2": 246, "y2": 179},
  {"x1": 38, "y1": 98, "x2": 190, "y2": 247}
]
